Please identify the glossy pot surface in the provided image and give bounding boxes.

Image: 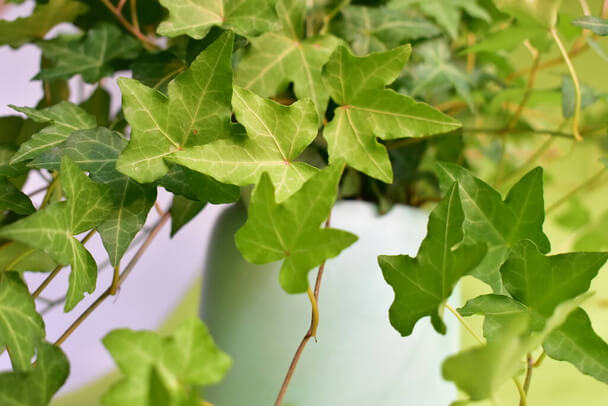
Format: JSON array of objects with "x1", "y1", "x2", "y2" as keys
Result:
[{"x1": 201, "y1": 201, "x2": 459, "y2": 405}]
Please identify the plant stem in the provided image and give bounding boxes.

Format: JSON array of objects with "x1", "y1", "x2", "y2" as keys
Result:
[
  {"x1": 99, "y1": 0, "x2": 156, "y2": 50},
  {"x1": 39, "y1": 176, "x2": 59, "y2": 209},
  {"x1": 523, "y1": 353, "x2": 534, "y2": 394},
  {"x1": 130, "y1": 0, "x2": 140, "y2": 32},
  {"x1": 514, "y1": 377, "x2": 527, "y2": 406},
  {"x1": 579, "y1": 0, "x2": 592, "y2": 16},
  {"x1": 445, "y1": 303, "x2": 484, "y2": 345},
  {"x1": 55, "y1": 211, "x2": 170, "y2": 346},
  {"x1": 274, "y1": 217, "x2": 330, "y2": 406},
  {"x1": 550, "y1": 27, "x2": 583, "y2": 142},
  {"x1": 546, "y1": 168, "x2": 605, "y2": 214},
  {"x1": 507, "y1": 41, "x2": 588, "y2": 83},
  {"x1": 109, "y1": 263, "x2": 120, "y2": 295},
  {"x1": 534, "y1": 350, "x2": 547, "y2": 368}
]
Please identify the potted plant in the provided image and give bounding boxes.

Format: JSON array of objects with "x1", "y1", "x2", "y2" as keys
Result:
[{"x1": 1, "y1": 0, "x2": 608, "y2": 405}]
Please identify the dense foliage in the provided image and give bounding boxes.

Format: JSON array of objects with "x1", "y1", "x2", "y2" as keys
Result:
[{"x1": 1, "y1": 0, "x2": 608, "y2": 404}]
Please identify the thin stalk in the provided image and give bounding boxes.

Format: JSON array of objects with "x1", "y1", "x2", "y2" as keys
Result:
[
  {"x1": 130, "y1": 0, "x2": 140, "y2": 32},
  {"x1": 109, "y1": 263, "x2": 120, "y2": 295},
  {"x1": 507, "y1": 42, "x2": 588, "y2": 82},
  {"x1": 534, "y1": 351, "x2": 547, "y2": 368},
  {"x1": 55, "y1": 211, "x2": 170, "y2": 346},
  {"x1": 445, "y1": 303, "x2": 484, "y2": 345},
  {"x1": 579, "y1": 0, "x2": 592, "y2": 16},
  {"x1": 514, "y1": 377, "x2": 527, "y2": 406},
  {"x1": 550, "y1": 27, "x2": 583, "y2": 141},
  {"x1": 546, "y1": 168, "x2": 605, "y2": 214},
  {"x1": 523, "y1": 353, "x2": 534, "y2": 394},
  {"x1": 603, "y1": 0, "x2": 608, "y2": 18},
  {"x1": 39, "y1": 176, "x2": 59, "y2": 209},
  {"x1": 99, "y1": 0, "x2": 156, "y2": 50}
]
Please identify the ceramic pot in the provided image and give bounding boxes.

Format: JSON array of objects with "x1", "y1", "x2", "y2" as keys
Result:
[{"x1": 201, "y1": 201, "x2": 459, "y2": 405}]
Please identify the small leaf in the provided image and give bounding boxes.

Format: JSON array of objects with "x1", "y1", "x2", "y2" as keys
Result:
[
  {"x1": 0, "y1": 178, "x2": 35, "y2": 215},
  {"x1": 35, "y1": 23, "x2": 140, "y2": 84},
  {"x1": 0, "y1": 272, "x2": 45, "y2": 371},
  {"x1": 235, "y1": 163, "x2": 357, "y2": 293},
  {"x1": 561, "y1": 74, "x2": 597, "y2": 119},
  {"x1": 169, "y1": 195, "x2": 206, "y2": 237},
  {"x1": 102, "y1": 318, "x2": 231, "y2": 406},
  {"x1": 322, "y1": 45, "x2": 460, "y2": 183},
  {"x1": 157, "y1": 0, "x2": 277, "y2": 39},
  {"x1": 379, "y1": 183, "x2": 486, "y2": 336},
  {"x1": 0, "y1": 0, "x2": 88, "y2": 48},
  {"x1": 159, "y1": 164, "x2": 239, "y2": 204},
  {"x1": 572, "y1": 16, "x2": 608, "y2": 36},
  {"x1": 459, "y1": 294, "x2": 527, "y2": 341}
]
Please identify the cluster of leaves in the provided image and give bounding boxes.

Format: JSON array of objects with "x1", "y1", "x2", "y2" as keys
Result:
[{"x1": 0, "y1": 0, "x2": 608, "y2": 405}]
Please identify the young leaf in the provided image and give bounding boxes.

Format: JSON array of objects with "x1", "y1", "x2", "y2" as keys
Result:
[
  {"x1": 116, "y1": 31, "x2": 235, "y2": 183},
  {"x1": 459, "y1": 294, "x2": 528, "y2": 341},
  {"x1": 378, "y1": 183, "x2": 486, "y2": 336},
  {"x1": 0, "y1": 272, "x2": 45, "y2": 371},
  {"x1": 0, "y1": 178, "x2": 35, "y2": 215},
  {"x1": 30, "y1": 128, "x2": 157, "y2": 267},
  {"x1": 322, "y1": 45, "x2": 460, "y2": 183},
  {"x1": 333, "y1": 5, "x2": 440, "y2": 55},
  {"x1": 169, "y1": 195, "x2": 206, "y2": 237},
  {"x1": 0, "y1": 342, "x2": 69, "y2": 405},
  {"x1": 0, "y1": 157, "x2": 113, "y2": 311},
  {"x1": 572, "y1": 16, "x2": 608, "y2": 36},
  {"x1": 10, "y1": 102, "x2": 96, "y2": 164},
  {"x1": 102, "y1": 318, "x2": 231, "y2": 406},
  {"x1": 436, "y1": 163, "x2": 550, "y2": 293},
  {"x1": 235, "y1": 163, "x2": 358, "y2": 293},
  {"x1": 157, "y1": 0, "x2": 277, "y2": 39},
  {"x1": 0, "y1": 0, "x2": 88, "y2": 48},
  {"x1": 235, "y1": 0, "x2": 341, "y2": 120},
  {"x1": 159, "y1": 164, "x2": 239, "y2": 204},
  {"x1": 169, "y1": 86, "x2": 319, "y2": 202},
  {"x1": 35, "y1": 23, "x2": 140, "y2": 83}
]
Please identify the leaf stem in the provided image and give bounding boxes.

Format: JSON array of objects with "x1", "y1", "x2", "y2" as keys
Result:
[
  {"x1": 307, "y1": 287, "x2": 319, "y2": 337},
  {"x1": 546, "y1": 168, "x2": 605, "y2": 214},
  {"x1": 514, "y1": 377, "x2": 527, "y2": 406},
  {"x1": 109, "y1": 263, "x2": 120, "y2": 295},
  {"x1": 130, "y1": 0, "x2": 140, "y2": 32},
  {"x1": 445, "y1": 303, "x2": 484, "y2": 345},
  {"x1": 523, "y1": 353, "x2": 534, "y2": 394},
  {"x1": 550, "y1": 27, "x2": 583, "y2": 141},
  {"x1": 55, "y1": 211, "x2": 170, "y2": 346},
  {"x1": 534, "y1": 350, "x2": 547, "y2": 368},
  {"x1": 99, "y1": 0, "x2": 156, "y2": 50}
]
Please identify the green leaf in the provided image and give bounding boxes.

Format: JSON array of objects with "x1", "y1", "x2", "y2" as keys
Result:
[
  {"x1": 80, "y1": 86, "x2": 112, "y2": 127},
  {"x1": 562, "y1": 74, "x2": 596, "y2": 119},
  {"x1": 0, "y1": 242, "x2": 57, "y2": 273},
  {"x1": 0, "y1": 0, "x2": 88, "y2": 48},
  {"x1": 169, "y1": 86, "x2": 319, "y2": 202},
  {"x1": 463, "y1": 25, "x2": 546, "y2": 54},
  {"x1": 235, "y1": 163, "x2": 357, "y2": 293},
  {"x1": 117, "y1": 31, "x2": 235, "y2": 183},
  {"x1": 544, "y1": 308, "x2": 608, "y2": 384},
  {"x1": 10, "y1": 102, "x2": 96, "y2": 164},
  {"x1": 333, "y1": 5, "x2": 440, "y2": 56},
  {"x1": 159, "y1": 164, "x2": 239, "y2": 204},
  {"x1": 572, "y1": 16, "x2": 608, "y2": 36},
  {"x1": 494, "y1": 0, "x2": 562, "y2": 28},
  {"x1": 0, "y1": 157, "x2": 113, "y2": 311},
  {"x1": 235, "y1": 0, "x2": 341, "y2": 120},
  {"x1": 0, "y1": 272, "x2": 45, "y2": 371},
  {"x1": 102, "y1": 317, "x2": 231, "y2": 406},
  {"x1": 0, "y1": 342, "x2": 69, "y2": 405},
  {"x1": 157, "y1": 0, "x2": 277, "y2": 39},
  {"x1": 436, "y1": 163, "x2": 550, "y2": 293},
  {"x1": 35, "y1": 23, "x2": 140, "y2": 84},
  {"x1": 459, "y1": 294, "x2": 528, "y2": 341},
  {"x1": 0, "y1": 178, "x2": 35, "y2": 215},
  {"x1": 169, "y1": 195, "x2": 206, "y2": 237},
  {"x1": 30, "y1": 128, "x2": 156, "y2": 267},
  {"x1": 378, "y1": 183, "x2": 486, "y2": 336},
  {"x1": 322, "y1": 45, "x2": 461, "y2": 183}
]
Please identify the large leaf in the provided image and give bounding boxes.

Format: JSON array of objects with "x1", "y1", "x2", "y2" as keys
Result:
[
  {"x1": 0, "y1": 179, "x2": 35, "y2": 215},
  {"x1": 235, "y1": 0, "x2": 341, "y2": 120},
  {"x1": 35, "y1": 23, "x2": 140, "y2": 83},
  {"x1": 322, "y1": 45, "x2": 460, "y2": 183},
  {"x1": 0, "y1": 157, "x2": 113, "y2": 311},
  {"x1": 235, "y1": 163, "x2": 357, "y2": 293},
  {"x1": 169, "y1": 86, "x2": 319, "y2": 202},
  {"x1": 0, "y1": 343, "x2": 69, "y2": 406},
  {"x1": 116, "y1": 31, "x2": 235, "y2": 183},
  {"x1": 10, "y1": 102, "x2": 96, "y2": 164},
  {"x1": 31, "y1": 128, "x2": 156, "y2": 267},
  {"x1": 157, "y1": 0, "x2": 277, "y2": 39},
  {"x1": 379, "y1": 183, "x2": 486, "y2": 336},
  {"x1": 0, "y1": 0, "x2": 88, "y2": 48},
  {"x1": 102, "y1": 318, "x2": 231, "y2": 406},
  {"x1": 333, "y1": 5, "x2": 440, "y2": 55},
  {"x1": 0, "y1": 273, "x2": 45, "y2": 371},
  {"x1": 436, "y1": 163, "x2": 550, "y2": 293}
]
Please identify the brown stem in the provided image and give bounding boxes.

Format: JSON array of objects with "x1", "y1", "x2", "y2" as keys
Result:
[
  {"x1": 522, "y1": 353, "x2": 534, "y2": 396},
  {"x1": 99, "y1": 0, "x2": 156, "y2": 50},
  {"x1": 55, "y1": 212, "x2": 170, "y2": 346},
  {"x1": 274, "y1": 217, "x2": 331, "y2": 406}
]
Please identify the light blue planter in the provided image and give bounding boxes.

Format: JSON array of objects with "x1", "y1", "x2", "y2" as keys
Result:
[{"x1": 201, "y1": 201, "x2": 459, "y2": 405}]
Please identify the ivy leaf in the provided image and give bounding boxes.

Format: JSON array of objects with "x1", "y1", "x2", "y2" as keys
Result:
[
  {"x1": 235, "y1": 163, "x2": 357, "y2": 293},
  {"x1": 378, "y1": 183, "x2": 486, "y2": 336},
  {"x1": 102, "y1": 317, "x2": 231, "y2": 406},
  {"x1": 494, "y1": 0, "x2": 562, "y2": 28},
  {"x1": 0, "y1": 0, "x2": 88, "y2": 48},
  {"x1": 459, "y1": 294, "x2": 527, "y2": 341},
  {"x1": 10, "y1": 102, "x2": 96, "y2": 164},
  {"x1": 158, "y1": 164, "x2": 239, "y2": 204},
  {"x1": 169, "y1": 195, "x2": 206, "y2": 237},
  {"x1": 333, "y1": 5, "x2": 440, "y2": 56},
  {"x1": 0, "y1": 116, "x2": 44, "y2": 177},
  {"x1": 169, "y1": 86, "x2": 319, "y2": 202},
  {"x1": 562, "y1": 74, "x2": 596, "y2": 119},
  {"x1": 0, "y1": 157, "x2": 113, "y2": 311},
  {"x1": 436, "y1": 163, "x2": 550, "y2": 293},
  {"x1": 322, "y1": 45, "x2": 460, "y2": 183},
  {"x1": 0, "y1": 342, "x2": 69, "y2": 405},
  {"x1": 0, "y1": 243, "x2": 56, "y2": 273},
  {"x1": 157, "y1": 0, "x2": 277, "y2": 39},
  {"x1": 117, "y1": 31, "x2": 235, "y2": 184},
  {"x1": 0, "y1": 178, "x2": 35, "y2": 215},
  {"x1": 235, "y1": 0, "x2": 341, "y2": 120},
  {"x1": 572, "y1": 16, "x2": 608, "y2": 36},
  {"x1": 35, "y1": 23, "x2": 140, "y2": 83},
  {"x1": 30, "y1": 128, "x2": 156, "y2": 267},
  {"x1": 0, "y1": 272, "x2": 45, "y2": 371}
]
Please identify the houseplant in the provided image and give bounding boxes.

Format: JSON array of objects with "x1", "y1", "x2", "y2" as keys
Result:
[{"x1": 1, "y1": 0, "x2": 608, "y2": 405}]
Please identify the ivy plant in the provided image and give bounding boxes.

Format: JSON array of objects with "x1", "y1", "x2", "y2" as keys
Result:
[{"x1": 1, "y1": 0, "x2": 608, "y2": 405}]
